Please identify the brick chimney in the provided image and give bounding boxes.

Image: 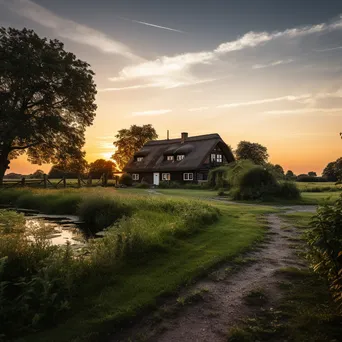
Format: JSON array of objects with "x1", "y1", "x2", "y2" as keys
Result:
[{"x1": 181, "y1": 132, "x2": 188, "y2": 143}]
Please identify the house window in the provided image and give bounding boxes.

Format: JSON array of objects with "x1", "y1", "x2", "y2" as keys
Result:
[
  {"x1": 136, "y1": 157, "x2": 143, "y2": 162},
  {"x1": 167, "y1": 155, "x2": 174, "y2": 161},
  {"x1": 177, "y1": 155, "x2": 185, "y2": 161},
  {"x1": 216, "y1": 154, "x2": 222, "y2": 163},
  {"x1": 162, "y1": 173, "x2": 171, "y2": 181},
  {"x1": 132, "y1": 174, "x2": 139, "y2": 181},
  {"x1": 183, "y1": 173, "x2": 194, "y2": 181},
  {"x1": 211, "y1": 154, "x2": 216, "y2": 162}
]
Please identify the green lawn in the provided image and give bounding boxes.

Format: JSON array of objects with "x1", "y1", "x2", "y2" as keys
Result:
[
  {"x1": 26, "y1": 201, "x2": 275, "y2": 342},
  {"x1": 296, "y1": 181, "x2": 341, "y2": 192}
]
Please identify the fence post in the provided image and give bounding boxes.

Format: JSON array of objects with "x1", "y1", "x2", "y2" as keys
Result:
[
  {"x1": 87, "y1": 175, "x2": 92, "y2": 187},
  {"x1": 63, "y1": 176, "x2": 66, "y2": 188},
  {"x1": 78, "y1": 175, "x2": 81, "y2": 188},
  {"x1": 43, "y1": 174, "x2": 47, "y2": 188},
  {"x1": 21, "y1": 177, "x2": 25, "y2": 187}
]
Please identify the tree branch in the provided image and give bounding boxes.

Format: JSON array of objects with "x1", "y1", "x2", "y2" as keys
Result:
[{"x1": 10, "y1": 141, "x2": 41, "y2": 151}]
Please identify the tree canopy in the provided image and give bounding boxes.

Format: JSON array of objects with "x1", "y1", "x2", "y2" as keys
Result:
[
  {"x1": 322, "y1": 159, "x2": 342, "y2": 182},
  {"x1": 308, "y1": 171, "x2": 317, "y2": 177},
  {"x1": 112, "y1": 124, "x2": 158, "y2": 170},
  {"x1": 0, "y1": 27, "x2": 97, "y2": 183},
  {"x1": 235, "y1": 141, "x2": 269, "y2": 165},
  {"x1": 88, "y1": 159, "x2": 116, "y2": 179},
  {"x1": 48, "y1": 158, "x2": 88, "y2": 179}
]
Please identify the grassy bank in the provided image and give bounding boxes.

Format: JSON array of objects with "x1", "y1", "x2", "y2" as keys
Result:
[
  {"x1": 28, "y1": 203, "x2": 272, "y2": 342},
  {"x1": 0, "y1": 188, "x2": 274, "y2": 341}
]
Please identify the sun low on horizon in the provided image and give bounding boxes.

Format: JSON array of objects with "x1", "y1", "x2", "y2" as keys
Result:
[{"x1": 1, "y1": 0, "x2": 342, "y2": 176}]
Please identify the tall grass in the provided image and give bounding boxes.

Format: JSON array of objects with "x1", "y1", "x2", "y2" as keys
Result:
[{"x1": 0, "y1": 189, "x2": 220, "y2": 338}]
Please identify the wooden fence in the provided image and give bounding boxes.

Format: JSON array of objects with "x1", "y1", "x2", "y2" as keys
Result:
[{"x1": 1, "y1": 174, "x2": 120, "y2": 190}]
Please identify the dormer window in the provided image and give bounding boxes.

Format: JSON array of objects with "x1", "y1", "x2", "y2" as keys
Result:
[
  {"x1": 177, "y1": 155, "x2": 185, "y2": 161},
  {"x1": 137, "y1": 157, "x2": 143, "y2": 162},
  {"x1": 167, "y1": 155, "x2": 174, "y2": 161}
]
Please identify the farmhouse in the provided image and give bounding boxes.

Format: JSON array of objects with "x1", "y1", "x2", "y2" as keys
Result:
[{"x1": 123, "y1": 132, "x2": 235, "y2": 185}]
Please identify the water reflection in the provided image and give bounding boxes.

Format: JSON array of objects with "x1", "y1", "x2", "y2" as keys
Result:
[{"x1": 25, "y1": 215, "x2": 86, "y2": 247}]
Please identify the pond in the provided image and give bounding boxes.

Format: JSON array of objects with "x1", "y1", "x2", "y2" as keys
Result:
[{"x1": 8, "y1": 208, "x2": 88, "y2": 248}]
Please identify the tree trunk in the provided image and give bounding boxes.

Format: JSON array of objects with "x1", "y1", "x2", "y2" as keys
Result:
[{"x1": 0, "y1": 150, "x2": 10, "y2": 186}]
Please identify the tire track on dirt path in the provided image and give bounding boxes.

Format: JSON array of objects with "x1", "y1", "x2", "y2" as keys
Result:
[{"x1": 111, "y1": 207, "x2": 315, "y2": 342}]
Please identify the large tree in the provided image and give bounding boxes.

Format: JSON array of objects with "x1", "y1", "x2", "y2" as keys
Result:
[
  {"x1": 235, "y1": 141, "x2": 269, "y2": 165},
  {"x1": 112, "y1": 124, "x2": 158, "y2": 170},
  {"x1": 322, "y1": 161, "x2": 339, "y2": 181},
  {"x1": 0, "y1": 28, "x2": 97, "y2": 184},
  {"x1": 89, "y1": 159, "x2": 116, "y2": 179}
]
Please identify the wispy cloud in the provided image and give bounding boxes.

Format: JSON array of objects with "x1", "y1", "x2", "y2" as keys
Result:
[
  {"x1": 131, "y1": 109, "x2": 172, "y2": 117},
  {"x1": 315, "y1": 46, "x2": 342, "y2": 52},
  {"x1": 188, "y1": 107, "x2": 210, "y2": 112},
  {"x1": 2, "y1": 0, "x2": 141, "y2": 60},
  {"x1": 264, "y1": 108, "x2": 342, "y2": 115},
  {"x1": 109, "y1": 14, "x2": 342, "y2": 90},
  {"x1": 252, "y1": 59, "x2": 294, "y2": 69},
  {"x1": 217, "y1": 94, "x2": 311, "y2": 109},
  {"x1": 119, "y1": 17, "x2": 184, "y2": 33}
]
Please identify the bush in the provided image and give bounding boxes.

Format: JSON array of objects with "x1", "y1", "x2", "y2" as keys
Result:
[
  {"x1": 307, "y1": 195, "x2": 342, "y2": 312},
  {"x1": 217, "y1": 188, "x2": 227, "y2": 196},
  {"x1": 119, "y1": 173, "x2": 133, "y2": 186},
  {"x1": 135, "y1": 182, "x2": 150, "y2": 189},
  {"x1": 78, "y1": 196, "x2": 133, "y2": 233},
  {"x1": 158, "y1": 181, "x2": 181, "y2": 189},
  {"x1": 208, "y1": 166, "x2": 229, "y2": 189},
  {"x1": 277, "y1": 182, "x2": 301, "y2": 199},
  {"x1": 231, "y1": 167, "x2": 301, "y2": 201}
]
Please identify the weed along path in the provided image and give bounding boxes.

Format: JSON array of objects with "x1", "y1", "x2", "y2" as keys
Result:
[{"x1": 112, "y1": 206, "x2": 315, "y2": 342}]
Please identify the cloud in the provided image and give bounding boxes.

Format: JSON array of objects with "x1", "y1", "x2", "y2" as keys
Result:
[
  {"x1": 109, "y1": 14, "x2": 342, "y2": 90},
  {"x1": 252, "y1": 59, "x2": 294, "y2": 69},
  {"x1": 217, "y1": 94, "x2": 311, "y2": 109},
  {"x1": 131, "y1": 109, "x2": 172, "y2": 116},
  {"x1": 264, "y1": 108, "x2": 342, "y2": 115},
  {"x1": 2, "y1": 0, "x2": 140, "y2": 60},
  {"x1": 119, "y1": 17, "x2": 184, "y2": 33},
  {"x1": 315, "y1": 46, "x2": 342, "y2": 52},
  {"x1": 188, "y1": 107, "x2": 210, "y2": 112}
]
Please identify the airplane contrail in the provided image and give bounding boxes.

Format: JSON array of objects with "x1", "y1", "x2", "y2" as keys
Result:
[{"x1": 119, "y1": 17, "x2": 184, "y2": 33}]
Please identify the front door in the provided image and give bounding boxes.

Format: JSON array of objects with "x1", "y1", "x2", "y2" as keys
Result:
[{"x1": 153, "y1": 173, "x2": 160, "y2": 185}]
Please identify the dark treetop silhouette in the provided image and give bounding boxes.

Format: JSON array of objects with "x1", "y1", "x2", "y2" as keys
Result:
[{"x1": 0, "y1": 27, "x2": 97, "y2": 184}]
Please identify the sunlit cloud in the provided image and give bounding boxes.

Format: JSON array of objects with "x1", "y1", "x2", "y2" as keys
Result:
[
  {"x1": 2, "y1": 0, "x2": 141, "y2": 60},
  {"x1": 252, "y1": 59, "x2": 294, "y2": 69},
  {"x1": 217, "y1": 94, "x2": 311, "y2": 109},
  {"x1": 119, "y1": 16, "x2": 184, "y2": 33},
  {"x1": 131, "y1": 109, "x2": 172, "y2": 117},
  {"x1": 109, "y1": 14, "x2": 342, "y2": 90}
]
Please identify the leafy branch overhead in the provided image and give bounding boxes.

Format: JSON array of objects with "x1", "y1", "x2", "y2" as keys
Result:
[{"x1": 0, "y1": 27, "x2": 97, "y2": 181}]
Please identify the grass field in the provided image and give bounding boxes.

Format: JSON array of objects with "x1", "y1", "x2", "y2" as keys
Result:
[
  {"x1": 295, "y1": 181, "x2": 341, "y2": 192},
  {"x1": 0, "y1": 188, "x2": 276, "y2": 341}
]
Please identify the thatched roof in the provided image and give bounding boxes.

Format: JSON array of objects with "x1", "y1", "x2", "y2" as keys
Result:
[{"x1": 123, "y1": 133, "x2": 235, "y2": 172}]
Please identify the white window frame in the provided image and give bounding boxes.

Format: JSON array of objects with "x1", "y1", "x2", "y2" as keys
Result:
[
  {"x1": 183, "y1": 173, "x2": 194, "y2": 181},
  {"x1": 177, "y1": 154, "x2": 185, "y2": 161},
  {"x1": 132, "y1": 174, "x2": 139, "y2": 181},
  {"x1": 162, "y1": 173, "x2": 171, "y2": 181},
  {"x1": 167, "y1": 155, "x2": 174, "y2": 161},
  {"x1": 211, "y1": 154, "x2": 216, "y2": 162},
  {"x1": 216, "y1": 154, "x2": 222, "y2": 163},
  {"x1": 136, "y1": 157, "x2": 143, "y2": 162}
]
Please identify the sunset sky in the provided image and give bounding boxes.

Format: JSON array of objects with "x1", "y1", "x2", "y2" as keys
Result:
[{"x1": 1, "y1": 0, "x2": 342, "y2": 175}]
